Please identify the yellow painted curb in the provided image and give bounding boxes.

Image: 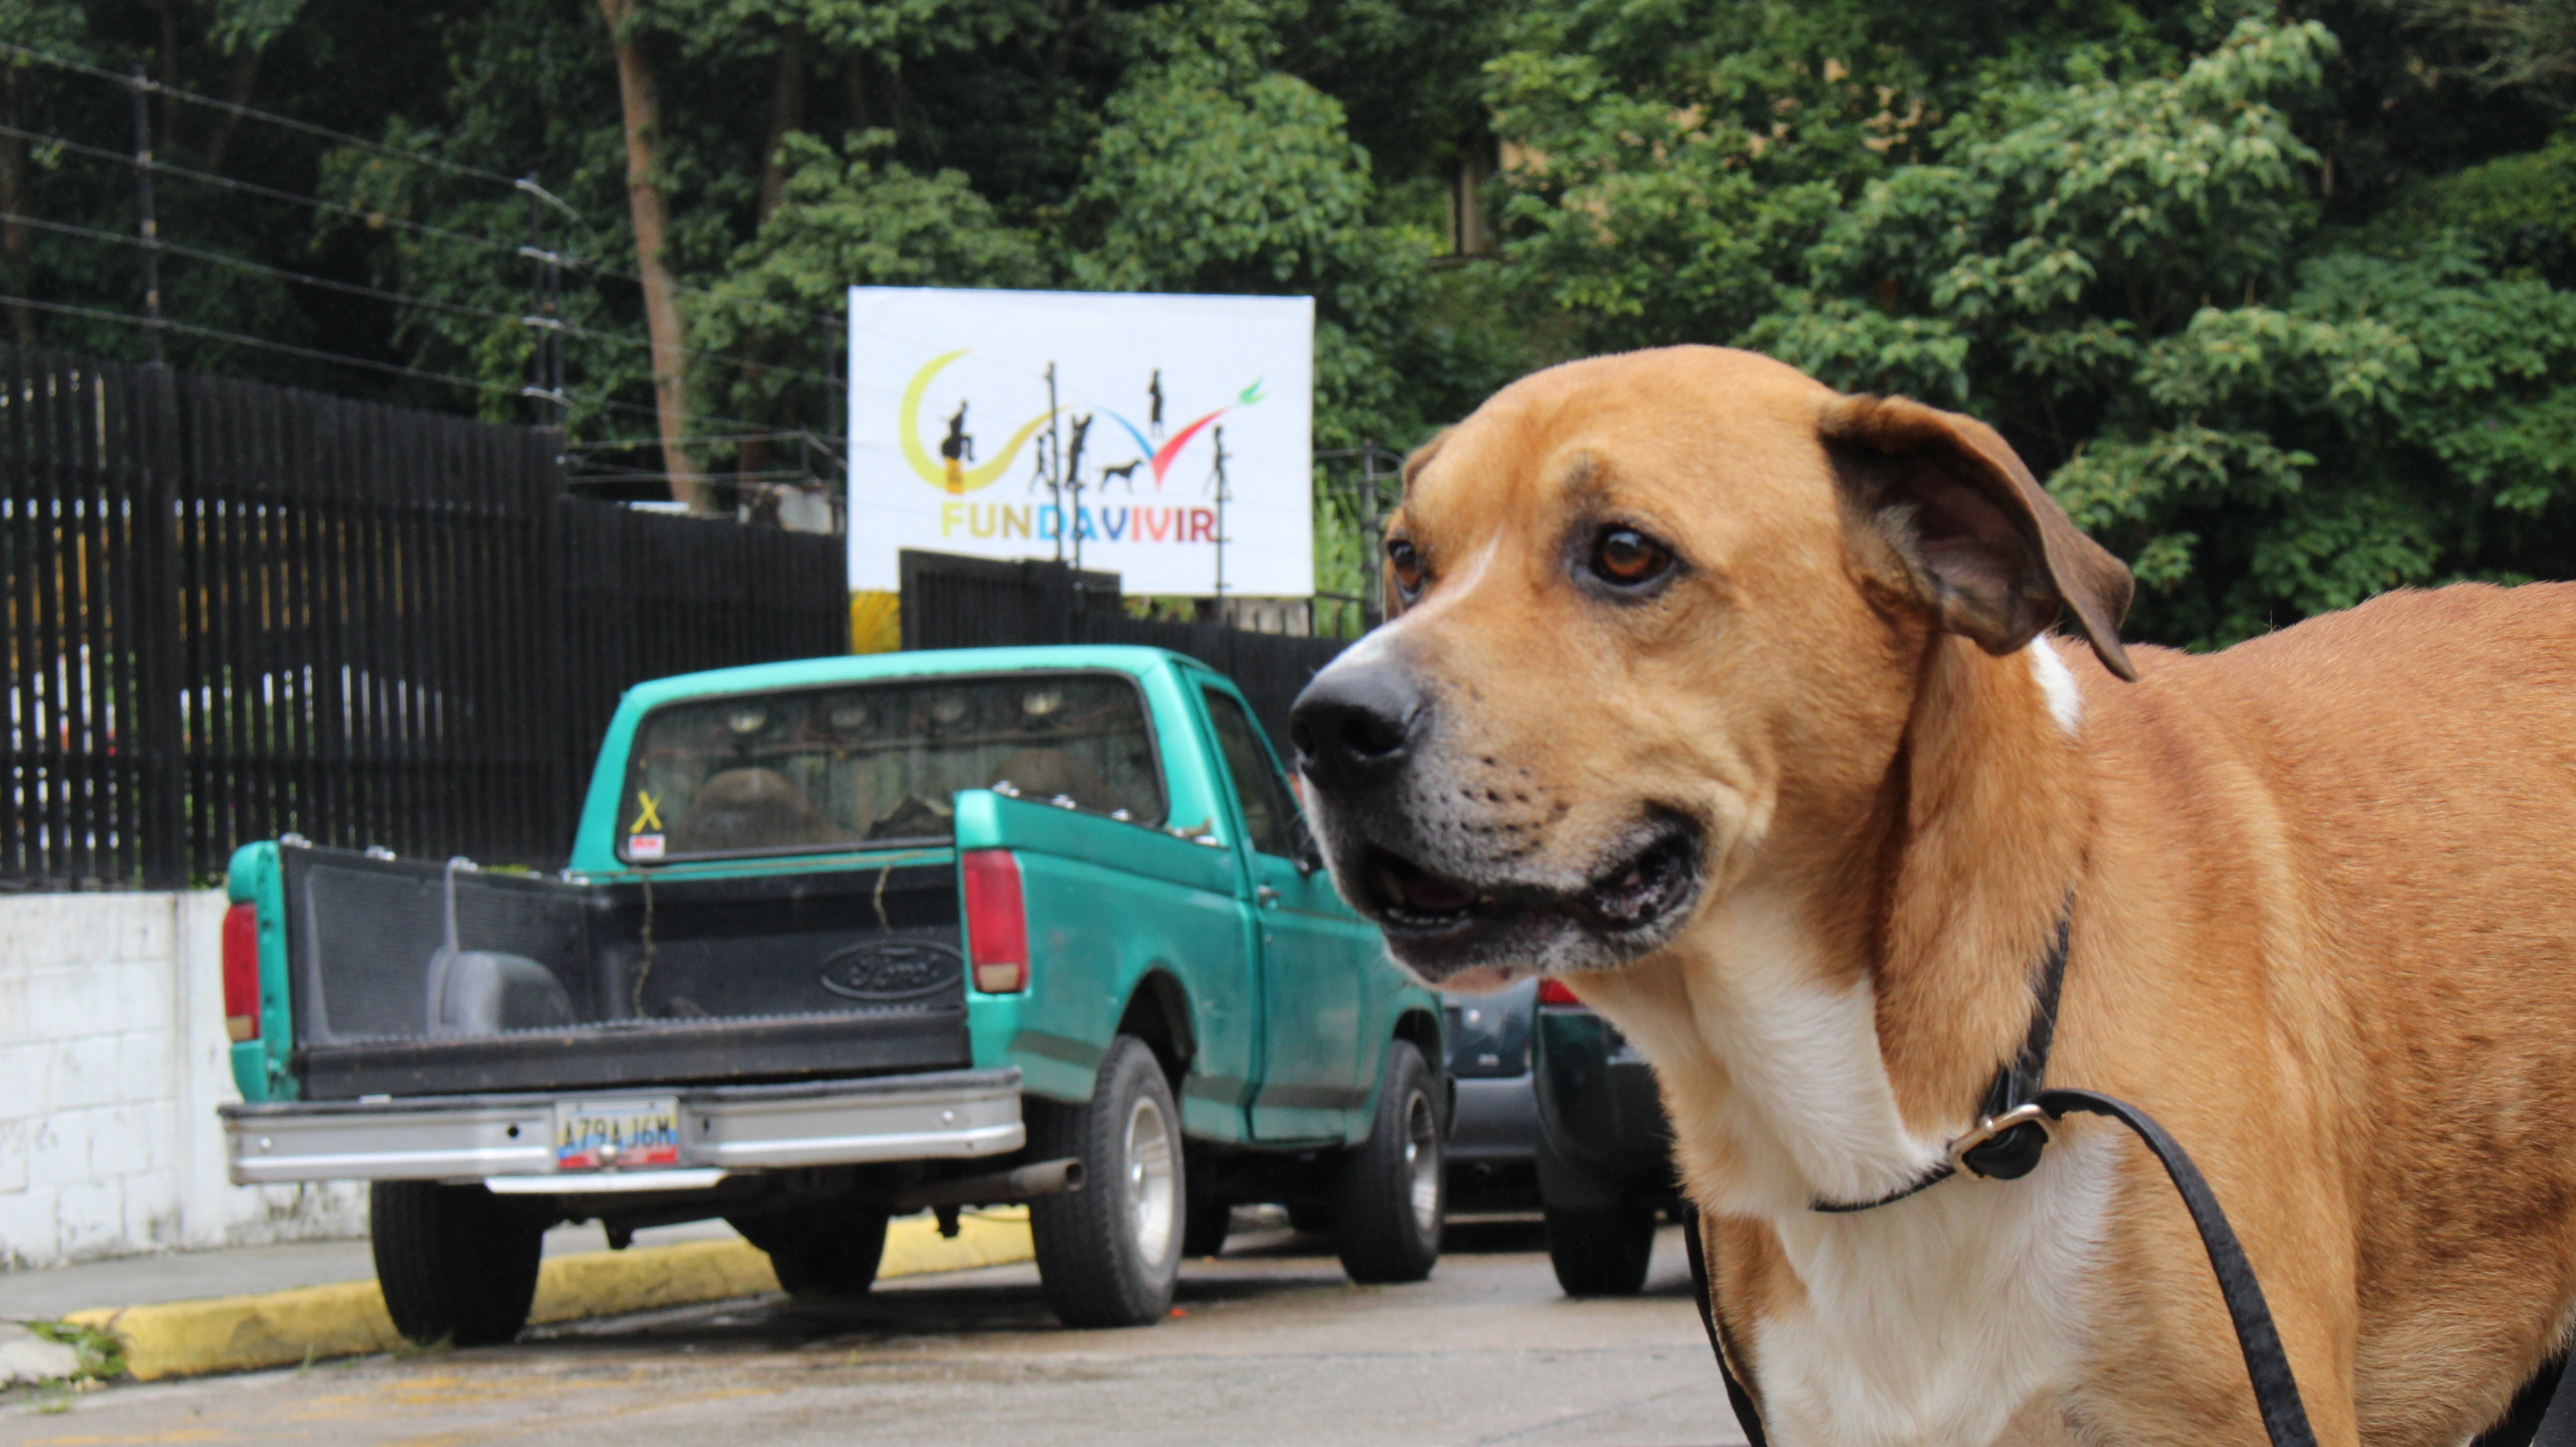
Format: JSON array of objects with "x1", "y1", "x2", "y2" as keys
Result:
[{"x1": 65, "y1": 1208, "x2": 1032, "y2": 1381}]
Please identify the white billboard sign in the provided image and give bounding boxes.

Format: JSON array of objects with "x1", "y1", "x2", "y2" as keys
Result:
[{"x1": 847, "y1": 286, "x2": 1315, "y2": 597}]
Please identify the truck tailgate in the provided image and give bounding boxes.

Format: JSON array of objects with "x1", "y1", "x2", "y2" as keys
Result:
[{"x1": 281, "y1": 846, "x2": 972, "y2": 1098}]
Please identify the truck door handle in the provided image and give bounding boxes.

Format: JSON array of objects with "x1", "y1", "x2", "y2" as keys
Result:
[{"x1": 1256, "y1": 885, "x2": 1281, "y2": 908}]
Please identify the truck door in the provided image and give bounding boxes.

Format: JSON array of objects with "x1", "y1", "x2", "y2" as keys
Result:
[{"x1": 1199, "y1": 686, "x2": 1374, "y2": 1141}]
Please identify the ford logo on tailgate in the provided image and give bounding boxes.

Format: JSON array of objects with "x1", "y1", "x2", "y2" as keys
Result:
[{"x1": 819, "y1": 939, "x2": 961, "y2": 1001}]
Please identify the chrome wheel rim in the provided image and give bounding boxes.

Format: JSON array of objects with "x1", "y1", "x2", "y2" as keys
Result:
[
  {"x1": 1124, "y1": 1094, "x2": 1179, "y2": 1264},
  {"x1": 1402, "y1": 1089, "x2": 1441, "y2": 1235}
]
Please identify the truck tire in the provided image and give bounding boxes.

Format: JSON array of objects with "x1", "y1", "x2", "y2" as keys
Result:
[
  {"x1": 1543, "y1": 1200, "x2": 1658, "y2": 1296},
  {"x1": 371, "y1": 1181, "x2": 547, "y2": 1347},
  {"x1": 727, "y1": 1201, "x2": 892, "y2": 1298},
  {"x1": 1332, "y1": 1040, "x2": 1444, "y2": 1284},
  {"x1": 1028, "y1": 1035, "x2": 1187, "y2": 1328}
]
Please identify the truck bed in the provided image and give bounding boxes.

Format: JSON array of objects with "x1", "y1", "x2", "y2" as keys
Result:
[{"x1": 279, "y1": 846, "x2": 971, "y2": 1098}]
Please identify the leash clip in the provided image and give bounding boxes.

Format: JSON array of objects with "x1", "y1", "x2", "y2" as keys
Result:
[{"x1": 1947, "y1": 1101, "x2": 2053, "y2": 1179}]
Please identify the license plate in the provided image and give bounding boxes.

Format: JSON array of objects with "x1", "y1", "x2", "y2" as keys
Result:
[{"x1": 553, "y1": 1097, "x2": 682, "y2": 1172}]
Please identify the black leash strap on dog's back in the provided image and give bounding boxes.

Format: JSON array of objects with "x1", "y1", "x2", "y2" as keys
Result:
[{"x1": 1684, "y1": 1090, "x2": 2328, "y2": 1447}]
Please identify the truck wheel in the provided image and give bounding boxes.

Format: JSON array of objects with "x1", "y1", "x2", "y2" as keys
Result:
[
  {"x1": 1332, "y1": 1040, "x2": 1444, "y2": 1284},
  {"x1": 727, "y1": 1201, "x2": 892, "y2": 1298},
  {"x1": 370, "y1": 1181, "x2": 547, "y2": 1347},
  {"x1": 1544, "y1": 1200, "x2": 1658, "y2": 1296},
  {"x1": 1028, "y1": 1035, "x2": 1186, "y2": 1328}
]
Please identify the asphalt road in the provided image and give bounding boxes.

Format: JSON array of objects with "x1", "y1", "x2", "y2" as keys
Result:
[{"x1": 2, "y1": 1218, "x2": 1746, "y2": 1447}]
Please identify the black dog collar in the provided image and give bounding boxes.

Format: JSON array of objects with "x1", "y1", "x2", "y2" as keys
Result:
[{"x1": 1811, "y1": 902, "x2": 2071, "y2": 1213}]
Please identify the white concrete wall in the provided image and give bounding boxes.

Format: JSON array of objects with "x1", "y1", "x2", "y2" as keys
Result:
[{"x1": 0, "y1": 889, "x2": 365, "y2": 1271}]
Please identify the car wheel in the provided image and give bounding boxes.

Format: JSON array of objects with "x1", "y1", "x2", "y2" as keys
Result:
[
  {"x1": 370, "y1": 1181, "x2": 548, "y2": 1347},
  {"x1": 1285, "y1": 1199, "x2": 1333, "y2": 1236},
  {"x1": 727, "y1": 1200, "x2": 892, "y2": 1298},
  {"x1": 1028, "y1": 1035, "x2": 1186, "y2": 1327},
  {"x1": 1332, "y1": 1040, "x2": 1444, "y2": 1284},
  {"x1": 1543, "y1": 1200, "x2": 1659, "y2": 1296}
]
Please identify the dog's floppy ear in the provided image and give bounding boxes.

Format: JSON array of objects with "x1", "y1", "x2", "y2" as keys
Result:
[{"x1": 1821, "y1": 394, "x2": 2137, "y2": 683}]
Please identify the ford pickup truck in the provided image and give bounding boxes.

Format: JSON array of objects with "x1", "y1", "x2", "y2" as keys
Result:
[{"x1": 216, "y1": 645, "x2": 1444, "y2": 1339}]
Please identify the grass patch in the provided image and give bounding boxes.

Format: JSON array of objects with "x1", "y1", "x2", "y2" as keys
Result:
[{"x1": 11, "y1": 1319, "x2": 127, "y2": 1382}]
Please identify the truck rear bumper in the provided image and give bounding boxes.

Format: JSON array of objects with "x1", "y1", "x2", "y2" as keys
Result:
[{"x1": 220, "y1": 1068, "x2": 1024, "y2": 1186}]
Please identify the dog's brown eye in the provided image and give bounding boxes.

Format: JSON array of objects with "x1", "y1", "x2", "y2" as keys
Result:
[
  {"x1": 1592, "y1": 528, "x2": 1673, "y2": 586},
  {"x1": 1387, "y1": 540, "x2": 1425, "y2": 598}
]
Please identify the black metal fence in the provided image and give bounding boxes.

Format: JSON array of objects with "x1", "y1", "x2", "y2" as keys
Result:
[
  {"x1": 898, "y1": 550, "x2": 1347, "y2": 756},
  {"x1": 2, "y1": 347, "x2": 848, "y2": 888}
]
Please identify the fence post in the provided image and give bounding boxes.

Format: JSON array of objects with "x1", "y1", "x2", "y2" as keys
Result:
[
  {"x1": 128, "y1": 73, "x2": 165, "y2": 369},
  {"x1": 132, "y1": 363, "x2": 188, "y2": 885}
]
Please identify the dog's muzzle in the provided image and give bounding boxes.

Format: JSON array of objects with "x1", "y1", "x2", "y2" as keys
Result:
[{"x1": 1290, "y1": 656, "x2": 1705, "y2": 982}]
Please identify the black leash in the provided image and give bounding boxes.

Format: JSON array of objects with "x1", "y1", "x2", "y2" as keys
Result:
[
  {"x1": 1690, "y1": 1087, "x2": 2320, "y2": 1447},
  {"x1": 1681, "y1": 903, "x2": 2576, "y2": 1446}
]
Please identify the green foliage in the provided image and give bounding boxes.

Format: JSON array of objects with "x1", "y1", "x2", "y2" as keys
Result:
[
  {"x1": 9, "y1": 0, "x2": 2576, "y2": 627},
  {"x1": 1492, "y1": 4, "x2": 2576, "y2": 648},
  {"x1": 693, "y1": 129, "x2": 1046, "y2": 424}
]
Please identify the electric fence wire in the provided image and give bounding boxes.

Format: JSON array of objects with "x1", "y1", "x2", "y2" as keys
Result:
[
  {"x1": 0, "y1": 39, "x2": 855, "y2": 416},
  {"x1": 0, "y1": 291, "x2": 842, "y2": 452},
  {"x1": 0, "y1": 39, "x2": 575, "y2": 217},
  {"x1": 0, "y1": 206, "x2": 849, "y2": 390},
  {"x1": 0, "y1": 39, "x2": 855, "y2": 367},
  {"x1": 0, "y1": 119, "x2": 527, "y2": 256},
  {"x1": 0, "y1": 290, "x2": 517, "y2": 395}
]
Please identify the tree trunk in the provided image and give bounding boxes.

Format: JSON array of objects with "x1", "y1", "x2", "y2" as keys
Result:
[
  {"x1": 597, "y1": 0, "x2": 709, "y2": 510},
  {"x1": 201, "y1": 45, "x2": 266, "y2": 176}
]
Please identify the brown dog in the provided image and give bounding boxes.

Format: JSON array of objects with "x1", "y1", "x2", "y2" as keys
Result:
[{"x1": 1288, "y1": 345, "x2": 2576, "y2": 1447}]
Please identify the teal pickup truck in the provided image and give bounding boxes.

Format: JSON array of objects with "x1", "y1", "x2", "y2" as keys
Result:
[{"x1": 216, "y1": 646, "x2": 1444, "y2": 1338}]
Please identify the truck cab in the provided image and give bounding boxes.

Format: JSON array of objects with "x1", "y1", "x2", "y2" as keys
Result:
[{"x1": 220, "y1": 646, "x2": 1444, "y2": 1337}]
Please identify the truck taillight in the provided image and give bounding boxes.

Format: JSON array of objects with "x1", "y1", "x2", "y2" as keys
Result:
[
  {"x1": 222, "y1": 902, "x2": 261, "y2": 1043},
  {"x1": 962, "y1": 850, "x2": 1028, "y2": 993},
  {"x1": 1535, "y1": 977, "x2": 1583, "y2": 1008}
]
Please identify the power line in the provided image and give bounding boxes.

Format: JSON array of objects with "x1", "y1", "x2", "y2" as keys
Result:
[{"x1": 0, "y1": 40, "x2": 576, "y2": 219}]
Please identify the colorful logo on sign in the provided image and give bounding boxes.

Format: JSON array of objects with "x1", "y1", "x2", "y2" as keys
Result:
[{"x1": 899, "y1": 351, "x2": 1262, "y2": 498}]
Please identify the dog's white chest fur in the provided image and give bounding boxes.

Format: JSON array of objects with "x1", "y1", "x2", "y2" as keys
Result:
[
  {"x1": 1592, "y1": 888, "x2": 2115, "y2": 1447},
  {"x1": 1756, "y1": 1136, "x2": 2117, "y2": 1447}
]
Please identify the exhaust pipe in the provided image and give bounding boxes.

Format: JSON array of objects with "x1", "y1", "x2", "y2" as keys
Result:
[{"x1": 893, "y1": 1157, "x2": 1084, "y2": 1211}]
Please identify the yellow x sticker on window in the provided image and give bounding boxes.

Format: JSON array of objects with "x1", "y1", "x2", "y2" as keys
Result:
[{"x1": 631, "y1": 790, "x2": 664, "y2": 834}]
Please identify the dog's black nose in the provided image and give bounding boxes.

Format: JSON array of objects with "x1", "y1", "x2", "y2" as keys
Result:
[{"x1": 1291, "y1": 659, "x2": 1427, "y2": 789}]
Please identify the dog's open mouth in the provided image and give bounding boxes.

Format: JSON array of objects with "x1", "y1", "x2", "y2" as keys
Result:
[{"x1": 1359, "y1": 822, "x2": 1701, "y2": 943}]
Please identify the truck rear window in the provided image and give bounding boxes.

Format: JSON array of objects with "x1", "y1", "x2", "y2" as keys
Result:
[{"x1": 621, "y1": 672, "x2": 1164, "y2": 862}]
